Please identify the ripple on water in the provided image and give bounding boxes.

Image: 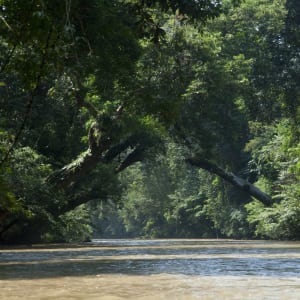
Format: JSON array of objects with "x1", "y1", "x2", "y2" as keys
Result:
[{"x1": 1, "y1": 239, "x2": 300, "y2": 299}]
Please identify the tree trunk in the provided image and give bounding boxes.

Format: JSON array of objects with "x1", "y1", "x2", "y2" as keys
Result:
[
  {"x1": 47, "y1": 133, "x2": 144, "y2": 190},
  {"x1": 47, "y1": 149, "x2": 101, "y2": 189},
  {"x1": 186, "y1": 157, "x2": 272, "y2": 206}
]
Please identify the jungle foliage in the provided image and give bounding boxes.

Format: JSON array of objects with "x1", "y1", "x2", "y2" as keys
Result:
[{"x1": 1, "y1": 0, "x2": 300, "y2": 243}]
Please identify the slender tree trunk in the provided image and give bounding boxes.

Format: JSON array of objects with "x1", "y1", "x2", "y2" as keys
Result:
[{"x1": 186, "y1": 157, "x2": 272, "y2": 206}]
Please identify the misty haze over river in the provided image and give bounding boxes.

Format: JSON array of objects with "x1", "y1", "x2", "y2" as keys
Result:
[{"x1": 1, "y1": 239, "x2": 300, "y2": 299}]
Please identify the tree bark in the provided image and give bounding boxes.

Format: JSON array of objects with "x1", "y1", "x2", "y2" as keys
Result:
[
  {"x1": 47, "y1": 133, "x2": 143, "y2": 189},
  {"x1": 47, "y1": 148, "x2": 101, "y2": 189},
  {"x1": 186, "y1": 157, "x2": 272, "y2": 206}
]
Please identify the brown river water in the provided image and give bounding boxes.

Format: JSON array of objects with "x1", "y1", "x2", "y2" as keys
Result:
[{"x1": 1, "y1": 239, "x2": 300, "y2": 299}]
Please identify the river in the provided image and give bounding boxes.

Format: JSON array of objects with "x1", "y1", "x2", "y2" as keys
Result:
[{"x1": 1, "y1": 239, "x2": 300, "y2": 299}]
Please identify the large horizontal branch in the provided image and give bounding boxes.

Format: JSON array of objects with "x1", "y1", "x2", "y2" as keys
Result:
[
  {"x1": 47, "y1": 102, "x2": 126, "y2": 189},
  {"x1": 47, "y1": 148, "x2": 100, "y2": 189},
  {"x1": 49, "y1": 192, "x2": 105, "y2": 216},
  {"x1": 47, "y1": 134, "x2": 142, "y2": 190},
  {"x1": 115, "y1": 146, "x2": 144, "y2": 173},
  {"x1": 102, "y1": 134, "x2": 141, "y2": 162},
  {"x1": 186, "y1": 157, "x2": 272, "y2": 206}
]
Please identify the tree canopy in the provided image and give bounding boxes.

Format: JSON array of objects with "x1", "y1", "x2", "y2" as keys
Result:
[{"x1": 1, "y1": 0, "x2": 300, "y2": 243}]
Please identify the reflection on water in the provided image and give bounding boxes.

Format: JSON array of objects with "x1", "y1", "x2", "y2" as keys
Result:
[{"x1": 1, "y1": 239, "x2": 300, "y2": 299}]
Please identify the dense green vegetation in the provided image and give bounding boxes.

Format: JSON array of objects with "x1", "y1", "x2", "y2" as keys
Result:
[{"x1": 1, "y1": 0, "x2": 299, "y2": 243}]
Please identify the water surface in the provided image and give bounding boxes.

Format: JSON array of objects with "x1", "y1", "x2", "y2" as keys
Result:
[{"x1": 1, "y1": 239, "x2": 300, "y2": 299}]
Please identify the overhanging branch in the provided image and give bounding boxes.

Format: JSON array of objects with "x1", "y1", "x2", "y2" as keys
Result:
[{"x1": 187, "y1": 157, "x2": 272, "y2": 206}]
